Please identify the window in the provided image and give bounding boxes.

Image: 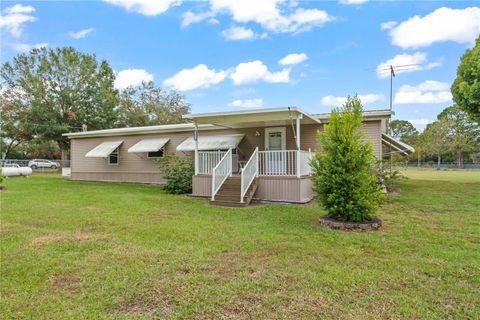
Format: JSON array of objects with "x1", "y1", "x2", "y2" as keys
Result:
[
  {"x1": 147, "y1": 148, "x2": 164, "y2": 158},
  {"x1": 108, "y1": 148, "x2": 119, "y2": 165}
]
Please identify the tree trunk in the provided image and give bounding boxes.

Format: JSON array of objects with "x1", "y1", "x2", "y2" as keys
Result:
[
  {"x1": 455, "y1": 147, "x2": 463, "y2": 168},
  {"x1": 61, "y1": 149, "x2": 69, "y2": 161},
  {"x1": 3, "y1": 140, "x2": 19, "y2": 159},
  {"x1": 437, "y1": 154, "x2": 441, "y2": 170},
  {"x1": 417, "y1": 151, "x2": 421, "y2": 168}
]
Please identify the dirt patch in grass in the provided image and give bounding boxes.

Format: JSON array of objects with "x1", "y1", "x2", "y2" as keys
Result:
[
  {"x1": 116, "y1": 295, "x2": 172, "y2": 319},
  {"x1": 152, "y1": 212, "x2": 172, "y2": 221},
  {"x1": 0, "y1": 223, "x2": 25, "y2": 234},
  {"x1": 208, "y1": 251, "x2": 275, "y2": 278},
  {"x1": 49, "y1": 271, "x2": 79, "y2": 293},
  {"x1": 79, "y1": 206, "x2": 101, "y2": 214},
  {"x1": 30, "y1": 232, "x2": 102, "y2": 247}
]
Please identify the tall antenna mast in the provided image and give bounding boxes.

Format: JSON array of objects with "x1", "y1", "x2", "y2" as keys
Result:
[{"x1": 389, "y1": 65, "x2": 395, "y2": 111}]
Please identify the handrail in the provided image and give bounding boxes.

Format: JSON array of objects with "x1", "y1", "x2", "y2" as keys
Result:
[
  {"x1": 211, "y1": 148, "x2": 232, "y2": 201},
  {"x1": 240, "y1": 147, "x2": 259, "y2": 203}
]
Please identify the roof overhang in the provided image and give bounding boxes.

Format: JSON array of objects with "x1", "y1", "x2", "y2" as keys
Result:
[
  {"x1": 382, "y1": 133, "x2": 415, "y2": 156},
  {"x1": 313, "y1": 109, "x2": 393, "y2": 122},
  {"x1": 176, "y1": 134, "x2": 245, "y2": 152},
  {"x1": 183, "y1": 107, "x2": 321, "y2": 128},
  {"x1": 63, "y1": 123, "x2": 221, "y2": 139}
]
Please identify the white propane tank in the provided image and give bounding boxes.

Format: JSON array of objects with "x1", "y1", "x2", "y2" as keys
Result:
[{"x1": 2, "y1": 167, "x2": 33, "y2": 177}]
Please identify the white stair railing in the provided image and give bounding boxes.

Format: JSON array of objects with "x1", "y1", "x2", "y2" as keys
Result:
[
  {"x1": 240, "y1": 147, "x2": 259, "y2": 203},
  {"x1": 211, "y1": 148, "x2": 232, "y2": 201}
]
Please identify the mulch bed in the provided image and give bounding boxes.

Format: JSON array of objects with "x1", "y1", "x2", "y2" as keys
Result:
[{"x1": 319, "y1": 216, "x2": 382, "y2": 231}]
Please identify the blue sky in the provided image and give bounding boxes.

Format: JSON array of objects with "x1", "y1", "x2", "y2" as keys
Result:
[{"x1": 1, "y1": 0, "x2": 479, "y2": 130}]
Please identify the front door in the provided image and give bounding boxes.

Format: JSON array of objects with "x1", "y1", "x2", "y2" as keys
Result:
[{"x1": 265, "y1": 127, "x2": 286, "y2": 174}]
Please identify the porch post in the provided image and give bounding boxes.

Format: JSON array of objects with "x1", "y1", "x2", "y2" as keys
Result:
[
  {"x1": 296, "y1": 114, "x2": 301, "y2": 178},
  {"x1": 194, "y1": 121, "x2": 199, "y2": 175}
]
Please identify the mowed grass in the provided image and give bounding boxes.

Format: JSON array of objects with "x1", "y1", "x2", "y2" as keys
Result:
[{"x1": 1, "y1": 170, "x2": 479, "y2": 319}]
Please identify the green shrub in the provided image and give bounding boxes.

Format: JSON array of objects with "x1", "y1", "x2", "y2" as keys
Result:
[
  {"x1": 373, "y1": 161, "x2": 405, "y2": 192},
  {"x1": 158, "y1": 154, "x2": 194, "y2": 194},
  {"x1": 311, "y1": 96, "x2": 384, "y2": 222}
]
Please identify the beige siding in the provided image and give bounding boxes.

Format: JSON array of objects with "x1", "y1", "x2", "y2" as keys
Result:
[
  {"x1": 192, "y1": 175, "x2": 314, "y2": 203},
  {"x1": 255, "y1": 176, "x2": 314, "y2": 203},
  {"x1": 362, "y1": 121, "x2": 382, "y2": 158},
  {"x1": 71, "y1": 172, "x2": 165, "y2": 184},
  {"x1": 192, "y1": 175, "x2": 212, "y2": 197},
  {"x1": 69, "y1": 119, "x2": 382, "y2": 187}
]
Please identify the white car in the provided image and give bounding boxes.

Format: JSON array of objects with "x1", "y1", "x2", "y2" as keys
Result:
[{"x1": 28, "y1": 159, "x2": 59, "y2": 169}]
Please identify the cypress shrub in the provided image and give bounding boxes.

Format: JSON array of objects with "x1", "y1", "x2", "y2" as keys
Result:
[{"x1": 311, "y1": 96, "x2": 383, "y2": 222}]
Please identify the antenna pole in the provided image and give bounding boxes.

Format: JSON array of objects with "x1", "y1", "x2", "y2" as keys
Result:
[
  {"x1": 388, "y1": 65, "x2": 395, "y2": 174},
  {"x1": 389, "y1": 65, "x2": 395, "y2": 111}
]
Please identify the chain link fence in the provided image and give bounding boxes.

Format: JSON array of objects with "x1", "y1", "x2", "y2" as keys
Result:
[{"x1": 393, "y1": 162, "x2": 480, "y2": 170}]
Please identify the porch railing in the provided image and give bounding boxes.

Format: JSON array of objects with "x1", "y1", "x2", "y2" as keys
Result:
[
  {"x1": 298, "y1": 150, "x2": 313, "y2": 176},
  {"x1": 198, "y1": 151, "x2": 238, "y2": 174},
  {"x1": 197, "y1": 149, "x2": 312, "y2": 180},
  {"x1": 211, "y1": 148, "x2": 232, "y2": 201},
  {"x1": 258, "y1": 150, "x2": 312, "y2": 177},
  {"x1": 240, "y1": 147, "x2": 258, "y2": 203}
]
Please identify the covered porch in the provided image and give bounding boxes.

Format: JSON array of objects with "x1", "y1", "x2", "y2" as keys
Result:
[{"x1": 181, "y1": 108, "x2": 320, "y2": 204}]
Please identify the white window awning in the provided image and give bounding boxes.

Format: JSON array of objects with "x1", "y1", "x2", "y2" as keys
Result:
[
  {"x1": 85, "y1": 141, "x2": 123, "y2": 158},
  {"x1": 176, "y1": 134, "x2": 245, "y2": 152},
  {"x1": 382, "y1": 133, "x2": 415, "y2": 156},
  {"x1": 128, "y1": 138, "x2": 169, "y2": 153}
]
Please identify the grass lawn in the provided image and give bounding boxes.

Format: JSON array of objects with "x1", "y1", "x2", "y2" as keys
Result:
[{"x1": 1, "y1": 169, "x2": 479, "y2": 319}]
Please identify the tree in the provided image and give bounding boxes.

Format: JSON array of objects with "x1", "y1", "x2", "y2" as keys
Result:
[
  {"x1": 438, "y1": 105, "x2": 479, "y2": 168},
  {"x1": 0, "y1": 47, "x2": 119, "y2": 160},
  {"x1": 389, "y1": 120, "x2": 419, "y2": 146},
  {"x1": 117, "y1": 81, "x2": 190, "y2": 127},
  {"x1": 311, "y1": 96, "x2": 383, "y2": 222},
  {"x1": 422, "y1": 118, "x2": 451, "y2": 169},
  {"x1": 451, "y1": 35, "x2": 480, "y2": 122}
]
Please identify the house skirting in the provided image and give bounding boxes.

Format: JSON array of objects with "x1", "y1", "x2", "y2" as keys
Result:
[
  {"x1": 71, "y1": 172, "x2": 165, "y2": 184},
  {"x1": 192, "y1": 175, "x2": 314, "y2": 203}
]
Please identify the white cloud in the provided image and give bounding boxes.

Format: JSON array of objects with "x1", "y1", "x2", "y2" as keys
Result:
[
  {"x1": 230, "y1": 60, "x2": 290, "y2": 85},
  {"x1": 103, "y1": 0, "x2": 182, "y2": 16},
  {"x1": 181, "y1": 11, "x2": 215, "y2": 27},
  {"x1": 190, "y1": 0, "x2": 334, "y2": 34},
  {"x1": 376, "y1": 52, "x2": 442, "y2": 79},
  {"x1": 339, "y1": 0, "x2": 368, "y2": 4},
  {"x1": 228, "y1": 98, "x2": 264, "y2": 108},
  {"x1": 394, "y1": 80, "x2": 452, "y2": 104},
  {"x1": 69, "y1": 28, "x2": 95, "y2": 39},
  {"x1": 321, "y1": 93, "x2": 385, "y2": 106},
  {"x1": 380, "y1": 21, "x2": 397, "y2": 30},
  {"x1": 278, "y1": 53, "x2": 308, "y2": 66},
  {"x1": 0, "y1": 4, "x2": 36, "y2": 38},
  {"x1": 5, "y1": 4, "x2": 35, "y2": 14},
  {"x1": 115, "y1": 69, "x2": 154, "y2": 89},
  {"x1": 408, "y1": 119, "x2": 433, "y2": 126},
  {"x1": 10, "y1": 42, "x2": 47, "y2": 53},
  {"x1": 163, "y1": 64, "x2": 226, "y2": 91},
  {"x1": 221, "y1": 26, "x2": 267, "y2": 40},
  {"x1": 388, "y1": 7, "x2": 480, "y2": 49}
]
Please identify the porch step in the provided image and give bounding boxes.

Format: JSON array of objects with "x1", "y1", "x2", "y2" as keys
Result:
[{"x1": 209, "y1": 177, "x2": 258, "y2": 207}]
